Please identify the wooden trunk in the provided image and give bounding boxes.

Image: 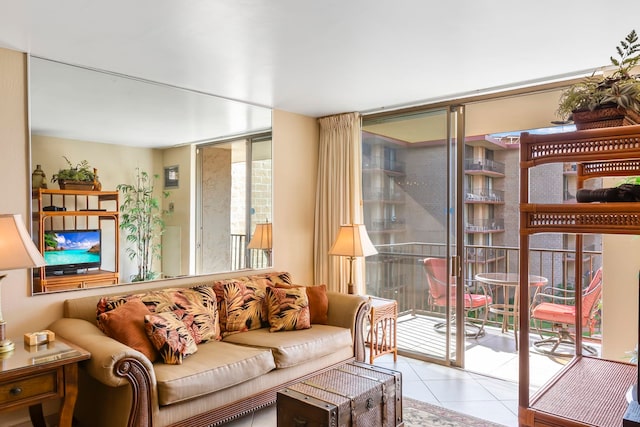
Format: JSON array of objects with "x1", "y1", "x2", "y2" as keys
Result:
[{"x1": 277, "y1": 362, "x2": 402, "y2": 427}]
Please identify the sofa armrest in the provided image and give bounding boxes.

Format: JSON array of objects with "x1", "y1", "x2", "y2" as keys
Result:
[
  {"x1": 326, "y1": 292, "x2": 370, "y2": 362},
  {"x1": 48, "y1": 317, "x2": 157, "y2": 427}
]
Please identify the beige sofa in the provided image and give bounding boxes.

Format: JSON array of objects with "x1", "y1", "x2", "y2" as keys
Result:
[{"x1": 48, "y1": 273, "x2": 370, "y2": 427}]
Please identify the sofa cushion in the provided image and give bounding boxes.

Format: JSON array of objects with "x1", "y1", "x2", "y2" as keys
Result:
[
  {"x1": 222, "y1": 325, "x2": 352, "y2": 368},
  {"x1": 153, "y1": 341, "x2": 276, "y2": 406},
  {"x1": 145, "y1": 312, "x2": 198, "y2": 365},
  {"x1": 97, "y1": 299, "x2": 158, "y2": 362},
  {"x1": 266, "y1": 286, "x2": 310, "y2": 332}
]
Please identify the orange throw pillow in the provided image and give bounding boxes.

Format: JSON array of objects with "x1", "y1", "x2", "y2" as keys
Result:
[{"x1": 97, "y1": 299, "x2": 158, "y2": 362}]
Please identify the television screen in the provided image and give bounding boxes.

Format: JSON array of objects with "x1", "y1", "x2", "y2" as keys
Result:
[{"x1": 44, "y1": 229, "x2": 101, "y2": 274}]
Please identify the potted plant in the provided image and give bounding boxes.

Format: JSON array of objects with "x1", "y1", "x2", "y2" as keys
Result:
[
  {"x1": 51, "y1": 156, "x2": 96, "y2": 190},
  {"x1": 117, "y1": 168, "x2": 169, "y2": 282},
  {"x1": 557, "y1": 30, "x2": 640, "y2": 129}
]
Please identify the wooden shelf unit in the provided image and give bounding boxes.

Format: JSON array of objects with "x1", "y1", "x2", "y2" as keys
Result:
[
  {"x1": 518, "y1": 125, "x2": 640, "y2": 427},
  {"x1": 32, "y1": 188, "x2": 120, "y2": 293}
]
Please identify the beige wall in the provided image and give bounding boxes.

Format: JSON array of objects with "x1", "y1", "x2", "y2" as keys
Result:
[
  {"x1": 0, "y1": 47, "x2": 319, "y2": 425},
  {"x1": 271, "y1": 109, "x2": 319, "y2": 284}
]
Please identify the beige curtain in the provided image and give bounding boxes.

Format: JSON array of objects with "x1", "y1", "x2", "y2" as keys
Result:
[{"x1": 314, "y1": 112, "x2": 364, "y2": 293}]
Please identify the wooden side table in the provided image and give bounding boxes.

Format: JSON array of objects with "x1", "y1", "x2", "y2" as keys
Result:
[
  {"x1": 366, "y1": 296, "x2": 398, "y2": 364},
  {"x1": 0, "y1": 336, "x2": 90, "y2": 427}
]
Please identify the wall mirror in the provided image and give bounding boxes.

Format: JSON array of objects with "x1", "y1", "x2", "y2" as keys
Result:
[{"x1": 29, "y1": 56, "x2": 273, "y2": 294}]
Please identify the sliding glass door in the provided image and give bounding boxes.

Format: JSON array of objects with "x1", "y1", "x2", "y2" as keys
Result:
[{"x1": 362, "y1": 106, "x2": 465, "y2": 365}]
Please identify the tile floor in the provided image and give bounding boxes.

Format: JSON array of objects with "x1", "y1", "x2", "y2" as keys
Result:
[
  {"x1": 222, "y1": 321, "x2": 587, "y2": 427},
  {"x1": 224, "y1": 352, "x2": 520, "y2": 427}
]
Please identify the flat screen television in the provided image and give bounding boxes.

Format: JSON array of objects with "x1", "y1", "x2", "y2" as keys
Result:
[{"x1": 43, "y1": 229, "x2": 101, "y2": 275}]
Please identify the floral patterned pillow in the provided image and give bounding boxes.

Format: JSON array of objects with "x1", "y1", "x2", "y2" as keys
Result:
[
  {"x1": 265, "y1": 286, "x2": 311, "y2": 332},
  {"x1": 171, "y1": 287, "x2": 220, "y2": 343},
  {"x1": 144, "y1": 311, "x2": 198, "y2": 365},
  {"x1": 97, "y1": 287, "x2": 220, "y2": 344},
  {"x1": 223, "y1": 280, "x2": 269, "y2": 335}
]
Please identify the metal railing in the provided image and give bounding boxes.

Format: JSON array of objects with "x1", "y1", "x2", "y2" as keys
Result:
[
  {"x1": 365, "y1": 242, "x2": 602, "y2": 337},
  {"x1": 464, "y1": 188, "x2": 505, "y2": 203},
  {"x1": 464, "y1": 158, "x2": 506, "y2": 175},
  {"x1": 465, "y1": 218, "x2": 505, "y2": 233},
  {"x1": 230, "y1": 234, "x2": 270, "y2": 271}
]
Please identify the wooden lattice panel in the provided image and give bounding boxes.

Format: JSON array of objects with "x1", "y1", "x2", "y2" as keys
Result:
[
  {"x1": 578, "y1": 158, "x2": 640, "y2": 179},
  {"x1": 521, "y1": 203, "x2": 640, "y2": 234},
  {"x1": 521, "y1": 125, "x2": 640, "y2": 167}
]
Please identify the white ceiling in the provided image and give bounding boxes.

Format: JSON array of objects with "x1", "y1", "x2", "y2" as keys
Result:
[{"x1": 2, "y1": 1, "x2": 640, "y2": 147}]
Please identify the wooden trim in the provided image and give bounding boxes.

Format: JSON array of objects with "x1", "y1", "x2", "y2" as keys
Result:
[{"x1": 114, "y1": 358, "x2": 153, "y2": 427}]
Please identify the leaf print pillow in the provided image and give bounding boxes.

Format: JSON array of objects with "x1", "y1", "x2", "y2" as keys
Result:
[{"x1": 266, "y1": 286, "x2": 311, "y2": 332}]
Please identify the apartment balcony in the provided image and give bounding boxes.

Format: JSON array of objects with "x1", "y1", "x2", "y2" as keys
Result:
[
  {"x1": 363, "y1": 188, "x2": 405, "y2": 204},
  {"x1": 362, "y1": 157, "x2": 406, "y2": 175},
  {"x1": 464, "y1": 158, "x2": 505, "y2": 177},
  {"x1": 465, "y1": 218, "x2": 504, "y2": 233},
  {"x1": 369, "y1": 218, "x2": 406, "y2": 233},
  {"x1": 464, "y1": 188, "x2": 505, "y2": 204},
  {"x1": 365, "y1": 242, "x2": 602, "y2": 382}
]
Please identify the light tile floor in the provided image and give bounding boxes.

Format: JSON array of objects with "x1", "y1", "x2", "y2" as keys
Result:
[
  {"x1": 224, "y1": 352, "x2": 521, "y2": 427},
  {"x1": 222, "y1": 322, "x2": 587, "y2": 427}
]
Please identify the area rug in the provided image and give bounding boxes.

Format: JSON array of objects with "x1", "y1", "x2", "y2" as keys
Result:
[{"x1": 403, "y1": 397, "x2": 506, "y2": 427}]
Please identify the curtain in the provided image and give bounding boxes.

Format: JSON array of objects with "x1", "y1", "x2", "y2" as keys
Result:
[{"x1": 314, "y1": 112, "x2": 364, "y2": 293}]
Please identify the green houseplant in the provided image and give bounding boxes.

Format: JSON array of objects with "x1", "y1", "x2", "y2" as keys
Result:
[
  {"x1": 117, "y1": 168, "x2": 169, "y2": 282},
  {"x1": 557, "y1": 29, "x2": 640, "y2": 129},
  {"x1": 51, "y1": 156, "x2": 95, "y2": 190}
]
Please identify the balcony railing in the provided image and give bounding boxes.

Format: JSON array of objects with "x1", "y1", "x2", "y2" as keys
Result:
[
  {"x1": 464, "y1": 188, "x2": 505, "y2": 203},
  {"x1": 465, "y1": 218, "x2": 504, "y2": 233},
  {"x1": 363, "y1": 157, "x2": 406, "y2": 175},
  {"x1": 365, "y1": 242, "x2": 602, "y2": 337},
  {"x1": 464, "y1": 158, "x2": 505, "y2": 175},
  {"x1": 230, "y1": 234, "x2": 270, "y2": 271}
]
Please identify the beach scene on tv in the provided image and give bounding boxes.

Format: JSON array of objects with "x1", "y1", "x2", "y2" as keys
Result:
[{"x1": 44, "y1": 230, "x2": 101, "y2": 270}]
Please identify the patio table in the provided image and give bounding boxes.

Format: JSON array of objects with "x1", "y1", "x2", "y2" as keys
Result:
[{"x1": 474, "y1": 272, "x2": 547, "y2": 350}]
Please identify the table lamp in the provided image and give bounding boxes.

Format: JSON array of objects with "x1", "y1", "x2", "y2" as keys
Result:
[
  {"x1": 329, "y1": 224, "x2": 377, "y2": 294},
  {"x1": 247, "y1": 221, "x2": 272, "y2": 265},
  {"x1": 0, "y1": 214, "x2": 46, "y2": 353}
]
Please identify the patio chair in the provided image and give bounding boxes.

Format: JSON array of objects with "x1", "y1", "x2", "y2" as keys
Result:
[
  {"x1": 530, "y1": 267, "x2": 603, "y2": 357},
  {"x1": 423, "y1": 257, "x2": 492, "y2": 338}
]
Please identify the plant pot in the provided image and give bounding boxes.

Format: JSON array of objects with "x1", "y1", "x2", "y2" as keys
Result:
[
  {"x1": 58, "y1": 180, "x2": 95, "y2": 190},
  {"x1": 572, "y1": 106, "x2": 640, "y2": 130}
]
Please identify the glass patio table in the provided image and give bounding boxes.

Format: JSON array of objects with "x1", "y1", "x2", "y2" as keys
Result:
[{"x1": 474, "y1": 272, "x2": 548, "y2": 350}]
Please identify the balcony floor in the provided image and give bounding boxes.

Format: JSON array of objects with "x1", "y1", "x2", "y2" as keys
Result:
[{"x1": 395, "y1": 313, "x2": 591, "y2": 389}]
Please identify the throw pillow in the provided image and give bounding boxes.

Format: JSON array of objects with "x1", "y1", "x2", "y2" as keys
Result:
[
  {"x1": 274, "y1": 283, "x2": 329, "y2": 325},
  {"x1": 223, "y1": 280, "x2": 269, "y2": 335},
  {"x1": 305, "y1": 284, "x2": 329, "y2": 325},
  {"x1": 265, "y1": 286, "x2": 311, "y2": 332},
  {"x1": 97, "y1": 299, "x2": 158, "y2": 362},
  {"x1": 144, "y1": 311, "x2": 198, "y2": 365},
  {"x1": 171, "y1": 287, "x2": 221, "y2": 343}
]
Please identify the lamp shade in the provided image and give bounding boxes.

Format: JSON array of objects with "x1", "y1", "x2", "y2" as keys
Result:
[
  {"x1": 0, "y1": 214, "x2": 45, "y2": 271},
  {"x1": 329, "y1": 224, "x2": 377, "y2": 258},
  {"x1": 247, "y1": 222, "x2": 272, "y2": 250}
]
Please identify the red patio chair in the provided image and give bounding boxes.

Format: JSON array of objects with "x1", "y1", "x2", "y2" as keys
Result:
[
  {"x1": 423, "y1": 257, "x2": 492, "y2": 338},
  {"x1": 530, "y1": 267, "x2": 603, "y2": 357}
]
